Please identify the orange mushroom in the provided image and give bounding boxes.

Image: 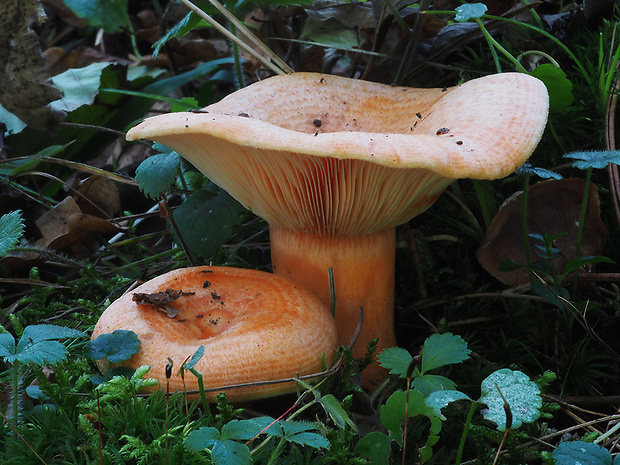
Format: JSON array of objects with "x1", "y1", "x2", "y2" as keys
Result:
[
  {"x1": 92, "y1": 266, "x2": 337, "y2": 401},
  {"x1": 127, "y1": 72, "x2": 549, "y2": 384}
]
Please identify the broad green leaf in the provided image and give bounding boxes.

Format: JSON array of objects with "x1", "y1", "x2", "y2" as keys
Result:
[
  {"x1": 319, "y1": 394, "x2": 357, "y2": 430},
  {"x1": 0, "y1": 210, "x2": 24, "y2": 257},
  {"x1": 8, "y1": 340, "x2": 68, "y2": 365},
  {"x1": 17, "y1": 325, "x2": 84, "y2": 351},
  {"x1": 454, "y1": 3, "x2": 488, "y2": 21},
  {"x1": 221, "y1": 419, "x2": 264, "y2": 441},
  {"x1": 515, "y1": 163, "x2": 562, "y2": 180},
  {"x1": 172, "y1": 189, "x2": 246, "y2": 259},
  {"x1": 529, "y1": 64, "x2": 574, "y2": 111},
  {"x1": 421, "y1": 333, "x2": 471, "y2": 373},
  {"x1": 63, "y1": 0, "x2": 130, "y2": 33},
  {"x1": 552, "y1": 441, "x2": 612, "y2": 465},
  {"x1": 0, "y1": 332, "x2": 16, "y2": 357},
  {"x1": 564, "y1": 150, "x2": 620, "y2": 170},
  {"x1": 210, "y1": 440, "x2": 251, "y2": 465},
  {"x1": 50, "y1": 62, "x2": 112, "y2": 113},
  {"x1": 287, "y1": 432, "x2": 330, "y2": 449},
  {"x1": 134, "y1": 149, "x2": 181, "y2": 199},
  {"x1": 531, "y1": 281, "x2": 569, "y2": 310},
  {"x1": 378, "y1": 346, "x2": 413, "y2": 379},
  {"x1": 426, "y1": 390, "x2": 470, "y2": 419},
  {"x1": 184, "y1": 426, "x2": 220, "y2": 450},
  {"x1": 412, "y1": 374, "x2": 456, "y2": 398},
  {"x1": 0, "y1": 104, "x2": 26, "y2": 135},
  {"x1": 85, "y1": 330, "x2": 140, "y2": 363},
  {"x1": 479, "y1": 368, "x2": 542, "y2": 431},
  {"x1": 354, "y1": 431, "x2": 392, "y2": 465}
]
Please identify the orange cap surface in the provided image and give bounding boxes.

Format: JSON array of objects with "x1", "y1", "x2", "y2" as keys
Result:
[{"x1": 92, "y1": 266, "x2": 337, "y2": 401}]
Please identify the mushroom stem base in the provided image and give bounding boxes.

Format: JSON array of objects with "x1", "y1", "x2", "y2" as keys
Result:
[{"x1": 270, "y1": 226, "x2": 396, "y2": 386}]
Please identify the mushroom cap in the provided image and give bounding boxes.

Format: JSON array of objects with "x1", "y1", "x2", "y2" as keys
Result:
[
  {"x1": 92, "y1": 266, "x2": 337, "y2": 402},
  {"x1": 127, "y1": 72, "x2": 548, "y2": 236}
]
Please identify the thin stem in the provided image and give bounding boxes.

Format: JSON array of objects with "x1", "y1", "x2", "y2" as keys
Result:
[
  {"x1": 521, "y1": 173, "x2": 533, "y2": 283},
  {"x1": 455, "y1": 402, "x2": 478, "y2": 465},
  {"x1": 476, "y1": 19, "x2": 528, "y2": 73},
  {"x1": 572, "y1": 167, "x2": 592, "y2": 295},
  {"x1": 178, "y1": 0, "x2": 290, "y2": 75}
]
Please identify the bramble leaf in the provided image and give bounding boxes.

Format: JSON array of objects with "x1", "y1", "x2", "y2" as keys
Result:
[
  {"x1": 378, "y1": 346, "x2": 413, "y2": 379},
  {"x1": 135, "y1": 146, "x2": 182, "y2": 199},
  {"x1": 421, "y1": 333, "x2": 471, "y2": 373},
  {"x1": 479, "y1": 368, "x2": 542, "y2": 431},
  {"x1": 85, "y1": 330, "x2": 140, "y2": 363},
  {"x1": 0, "y1": 210, "x2": 24, "y2": 257},
  {"x1": 4, "y1": 324, "x2": 85, "y2": 365},
  {"x1": 354, "y1": 431, "x2": 392, "y2": 465}
]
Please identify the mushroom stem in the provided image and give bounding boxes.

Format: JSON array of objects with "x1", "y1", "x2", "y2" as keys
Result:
[{"x1": 270, "y1": 225, "x2": 396, "y2": 384}]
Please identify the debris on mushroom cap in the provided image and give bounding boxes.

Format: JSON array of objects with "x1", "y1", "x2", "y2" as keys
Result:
[
  {"x1": 477, "y1": 178, "x2": 607, "y2": 286},
  {"x1": 127, "y1": 72, "x2": 549, "y2": 237},
  {"x1": 92, "y1": 266, "x2": 338, "y2": 402}
]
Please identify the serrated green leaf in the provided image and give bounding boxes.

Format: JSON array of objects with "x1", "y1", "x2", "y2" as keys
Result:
[
  {"x1": 454, "y1": 3, "x2": 488, "y2": 21},
  {"x1": 184, "y1": 426, "x2": 220, "y2": 451},
  {"x1": 412, "y1": 374, "x2": 457, "y2": 398},
  {"x1": 564, "y1": 150, "x2": 620, "y2": 170},
  {"x1": 378, "y1": 346, "x2": 413, "y2": 378},
  {"x1": 354, "y1": 431, "x2": 392, "y2": 465},
  {"x1": 172, "y1": 189, "x2": 245, "y2": 259},
  {"x1": 17, "y1": 325, "x2": 84, "y2": 351},
  {"x1": 319, "y1": 394, "x2": 357, "y2": 430},
  {"x1": 0, "y1": 333, "x2": 16, "y2": 357},
  {"x1": 210, "y1": 440, "x2": 251, "y2": 465},
  {"x1": 85, "y1": 330, "x2": 140, "y2": 364},
  {"x1": 7, "y1": 340, "x2": 68, "y2": 365},
  {"x1": 479, "y1": 368, "x2": 542, "y2": 431},
  {"x1": 50, "y1": 62, "x2": 112, "y2": 113},
  {"x1": 221, "y1": 419, "x2": 264, "y2": 441},
  {"x1": 63, "y1": 0, "x2": 130, "y2": 33},
  {"x1": 426, "y1": 390, "x2": 470, "y2": 418},
  {"x1": 0, "y1": 210, "x2": 24, "y2": 257},
  {"x1": 515, "y1": 163, "x2": 562, "y2": 180},
  {"x1": 134, "y1": 150, "x2": 181, "y2": 199},
  {"x1": 288, "y1": 432, "x2": 330, "y2": 449},
  {"x1": 552, "y1": 441, "x2": 612, "y2": 465},
  {"x1": 153, "y1": 12, "x2": 203, "y2": 58},
  {"x1": 421, "y1": 333, "x2": 471, "y2": 373}
]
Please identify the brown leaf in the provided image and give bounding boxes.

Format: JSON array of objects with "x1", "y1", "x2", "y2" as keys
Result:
[
  {"x1": 477, "y1": 178, "x2": 607, "y2": 286},
  {"x1": 72, "y1": 176, "x2": 121, "y2": 218}
]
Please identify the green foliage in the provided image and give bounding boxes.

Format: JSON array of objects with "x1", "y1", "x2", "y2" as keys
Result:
[
  {"x1": 134, "y1": 145, "x2": 182, "y2": 199},
  {"x1": 50, "y1": 63, "x2": 112, "y2": 113},
  {"x1": 0, "y1": 210, "x2": 24, "y2": 257},
  {"x1": 479, "y1": 368, "x2": 542, "y2": 431},
  {"x1": 85, "y1": 329, "x2": 140, "y2": 363},
  {"x1": 454, "y1": 3, "x2": 488, "y2": 22},
  {"x1": 529, "y1": 64, "x2": 575, "y2": 112},
  {"x1": 63, "y1": 0, "x2": 130, "y2": 33},
  {"x1": 552, "y1": 441, "x2": 617, "y2": 465},
  {"x1": 564, "y1": 150, "x2": 620, "y2": 169},
  {"x1": 185, "y1": 417, "x2": 329, "y2": 465},
  {"x1": 0, "y1": 324, "x2": 84, "y2": 365}
]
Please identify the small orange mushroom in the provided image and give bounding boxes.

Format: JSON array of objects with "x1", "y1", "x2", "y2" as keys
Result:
[
  {"x1": 127, "y1": 72, "x2": 549, "y2": 384},
  {"x1": 92, "y1": 266, "x2": 337, "y2": 402}
]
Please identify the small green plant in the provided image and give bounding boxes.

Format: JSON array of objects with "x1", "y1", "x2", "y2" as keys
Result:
[{"x1": 0, "y1": 324, "x2": 85, "y2": 428}]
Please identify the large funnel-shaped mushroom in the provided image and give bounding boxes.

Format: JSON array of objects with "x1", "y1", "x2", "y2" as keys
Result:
[{"x1": 127, "y1": 72, "x2": 549, "y2": 384}]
